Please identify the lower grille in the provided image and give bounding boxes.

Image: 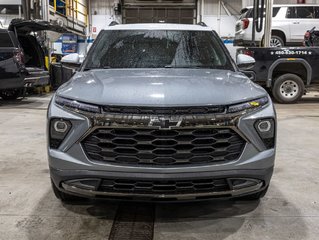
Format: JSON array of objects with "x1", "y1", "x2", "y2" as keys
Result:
[
  {"x1": 99, "y1": 178, "x2": 230, "y2": 194},
  {"x1": 62, "y1": 178, "x2": 263, "y2": 200},
  {"x1": 81, "y1": 127, "x2": 246, "y2": 165}
]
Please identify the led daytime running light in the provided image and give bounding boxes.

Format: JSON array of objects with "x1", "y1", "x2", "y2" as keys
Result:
[
  {"x1": 228, "y1": 97, "x2": 269, "y2": 113},
  {"x1": 55, "y1": 96, "x2": 101, "y2": 113}
]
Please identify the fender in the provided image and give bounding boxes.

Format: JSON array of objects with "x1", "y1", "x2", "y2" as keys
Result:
[
  {"x1": 267, "y1": 58, "x2": 312, "y2": 87},
  {"x1": 271, "y1": 27, "x2": 288, "y2": 37}
]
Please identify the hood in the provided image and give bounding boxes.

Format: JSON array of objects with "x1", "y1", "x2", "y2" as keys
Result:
[
  {"x1": 8, "y1": 19, "x2": 68, "y2": 34},
  {"x1": 57, "y1": 69, "x2": 267, "y2": 107}
]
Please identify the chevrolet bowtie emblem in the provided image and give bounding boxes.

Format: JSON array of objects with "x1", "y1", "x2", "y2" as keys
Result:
[{"x1": 148, "y1": 118, "x2": 182, "y2": 129}]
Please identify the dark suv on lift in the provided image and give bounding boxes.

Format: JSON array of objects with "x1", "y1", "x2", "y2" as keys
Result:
[
  {"x1": 0, "y1": 19, "x2": 66, "y2": 100},
  {"x1": 48, "y1": 23, "x2": 276, "y2": 202}
]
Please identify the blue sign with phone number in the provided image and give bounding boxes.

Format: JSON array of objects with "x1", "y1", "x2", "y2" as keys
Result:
[{"x1": 62, "y1": 34, "x2": 78, "y2": 54}]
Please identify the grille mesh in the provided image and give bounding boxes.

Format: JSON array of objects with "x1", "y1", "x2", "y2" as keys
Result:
[
  {"x1": 82, "y1": 128, "x2": 246, "y2": 165},
  {"x1": 99, "y1": 178, "x2": 230, "y2": 194},
  {"x1": 103, "y1": 106, "x2": 225, "y2": 115}
]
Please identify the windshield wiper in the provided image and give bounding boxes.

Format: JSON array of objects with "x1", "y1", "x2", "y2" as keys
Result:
[
  {"x1": 83, "y1": 66, "x2": 112, "y2": 71},
  {"x1": 164, "y1": 65, "x2": 173, "y2": 68},
  {"x1": 164, "y1": 65, "x2": 214, "y2": 69}
]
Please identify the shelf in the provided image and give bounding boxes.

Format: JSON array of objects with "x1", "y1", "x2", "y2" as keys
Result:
[{"x1": 50, "y1": 0, "x2": 88, "y2": 25}]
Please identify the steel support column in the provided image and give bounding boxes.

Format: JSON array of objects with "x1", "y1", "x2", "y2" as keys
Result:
[{"x1": 264, "y1": 0, "x2": 273, "y2": 47}]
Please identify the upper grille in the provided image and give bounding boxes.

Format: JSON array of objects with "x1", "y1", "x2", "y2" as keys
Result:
[
  {"x1": 81, "y1": 128, "x2": 246, "y2": 166},
  {"x1": 103, "y1": 106, "x2": 225, "y2": 115}
]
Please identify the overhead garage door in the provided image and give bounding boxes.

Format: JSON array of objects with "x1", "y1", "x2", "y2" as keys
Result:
[{"x1": 122, "y1": 0, "x2": 197, "y2": 24}]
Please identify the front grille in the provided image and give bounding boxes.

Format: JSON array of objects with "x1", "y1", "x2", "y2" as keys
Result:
[
  {"x1": 99, "y1": 178, "x2": 230, "y2": 195},
  {"x1": 103, "y1": 106, "x2": 225, "y2": 115},
  {"x1": 81, "y1": 128, "x2": 246, "y2": 165}
]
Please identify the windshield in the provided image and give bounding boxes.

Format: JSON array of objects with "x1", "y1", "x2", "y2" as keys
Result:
[{"x1": 84, "y1": 30, "x2": 233, "y2": 70}]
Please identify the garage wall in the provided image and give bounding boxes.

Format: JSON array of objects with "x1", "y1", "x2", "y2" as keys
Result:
[
  {"x1": 90, "y1": 0, "x2": 117, "y2": 15},
  {"x1": 204, "y1": 0, "x2": 242, "y2": 15},
  {"x1": 202, "y1": 0, "x2": 241, "y2": 37},
  {"x1": 89, "y1": 0, "x2": 319, "y2": 38},
  {"x1": 89, "y1": 0, "x2": 121, "y2": 37},
  {"x1": 89, "y1": 0, "x2": 241, "y2": 37},
  {"x1": 82, "y1": 0, "x2": 319, "y2": 18}
]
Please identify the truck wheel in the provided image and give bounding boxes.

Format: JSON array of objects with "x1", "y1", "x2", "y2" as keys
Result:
[
  {"x1": 272, "y1": 74, "x2": 304, "y2": 104},
  {"x1": 51, "y1": 179, "x2": 84, "y2": 202},
  {"x1": 270, "y1": 35, "x2": 284, "y2": 47},
  {"x1": 0, "y1": 89, "x2": 22, "y2": 100}
]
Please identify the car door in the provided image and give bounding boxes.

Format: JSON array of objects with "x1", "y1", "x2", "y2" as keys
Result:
[{"x1": 288, "y1": 6, "x2": 317, "y2": 42}]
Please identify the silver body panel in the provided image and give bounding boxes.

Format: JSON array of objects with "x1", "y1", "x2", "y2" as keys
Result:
[
  {"x1": 56, "y1": 69, "x2": 266, "y2": 107},
  {"x1": 48, "y1": 95, "x2": 275, "y2": 174}
]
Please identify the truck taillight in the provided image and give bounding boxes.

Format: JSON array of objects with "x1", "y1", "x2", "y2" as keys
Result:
[
  {"x1": 242, "y1": 18, "x2": 250, "y2": 30},
  {"x1": 13, "y1": 49, "x2": 25, "y2": 65},
  {"x1": 239, "y1": 49, "x2": 254, "y2": 58}
]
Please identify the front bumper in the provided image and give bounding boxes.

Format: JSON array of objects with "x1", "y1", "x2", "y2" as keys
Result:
[
  {"x1": 51, "y1": 167, "x2": 273, "y2": 201},
  {"x1": 47, "y1": 95, "x2": 276, "y2": 200}
]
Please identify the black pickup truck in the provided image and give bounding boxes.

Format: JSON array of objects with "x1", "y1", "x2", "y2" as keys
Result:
[
  {"x1": 237, "y1": 47, "x2": 319, "y2": 104},
  {"x1": 0, "y1": 19, "x2": 66, "y2": 100}
]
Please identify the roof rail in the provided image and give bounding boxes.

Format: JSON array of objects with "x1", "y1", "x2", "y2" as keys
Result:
[
  {"x1": 109, "y1": 21, "x2": 119, "y2": 26},
  {"x1": 197, "y1": 22, "x2": 207, "y2": 27}
]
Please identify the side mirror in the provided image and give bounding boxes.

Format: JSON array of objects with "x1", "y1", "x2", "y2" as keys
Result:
[
  {"x1": 61, "y1": 53, "x2": 84, "y2": 65},
  {"x1": 236, "y1": 54, "x2": 255, "y2": 70}
]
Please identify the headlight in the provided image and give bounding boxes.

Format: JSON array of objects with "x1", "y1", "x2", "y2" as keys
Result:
[
  {"x1": 228, "y1": 96, "x2": 269, "y2": 113},
  {"x1": 55, "y1": 95, "x2": 100, "y2": 113}
]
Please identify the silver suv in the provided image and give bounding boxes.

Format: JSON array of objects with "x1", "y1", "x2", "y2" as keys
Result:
[{"x1": 48, "y1": 23, "x2": 276, "y2": 202}]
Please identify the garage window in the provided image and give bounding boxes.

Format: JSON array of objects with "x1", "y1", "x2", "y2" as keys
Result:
[
  {"x1": 314, "y1": 7, "x2": 319, "y2": 18},
  {"x1": 123, "y1": 7, "x2": 196, "y2": 24},
  {"x1": 287, "y1": 7, "x2": 315, "y2": 18},
  {"x1": 240, "y1": 7, "x2": 280, "y2": 19}
]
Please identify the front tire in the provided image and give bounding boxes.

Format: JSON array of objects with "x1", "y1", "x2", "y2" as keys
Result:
[{"x1": 272, "y1": 74, "x2": 304, "y2": 104}]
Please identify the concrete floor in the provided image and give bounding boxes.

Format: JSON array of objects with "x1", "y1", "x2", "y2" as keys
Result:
[{"x1": 1, "y1": 94, "x2": 319, "y2": 240}]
